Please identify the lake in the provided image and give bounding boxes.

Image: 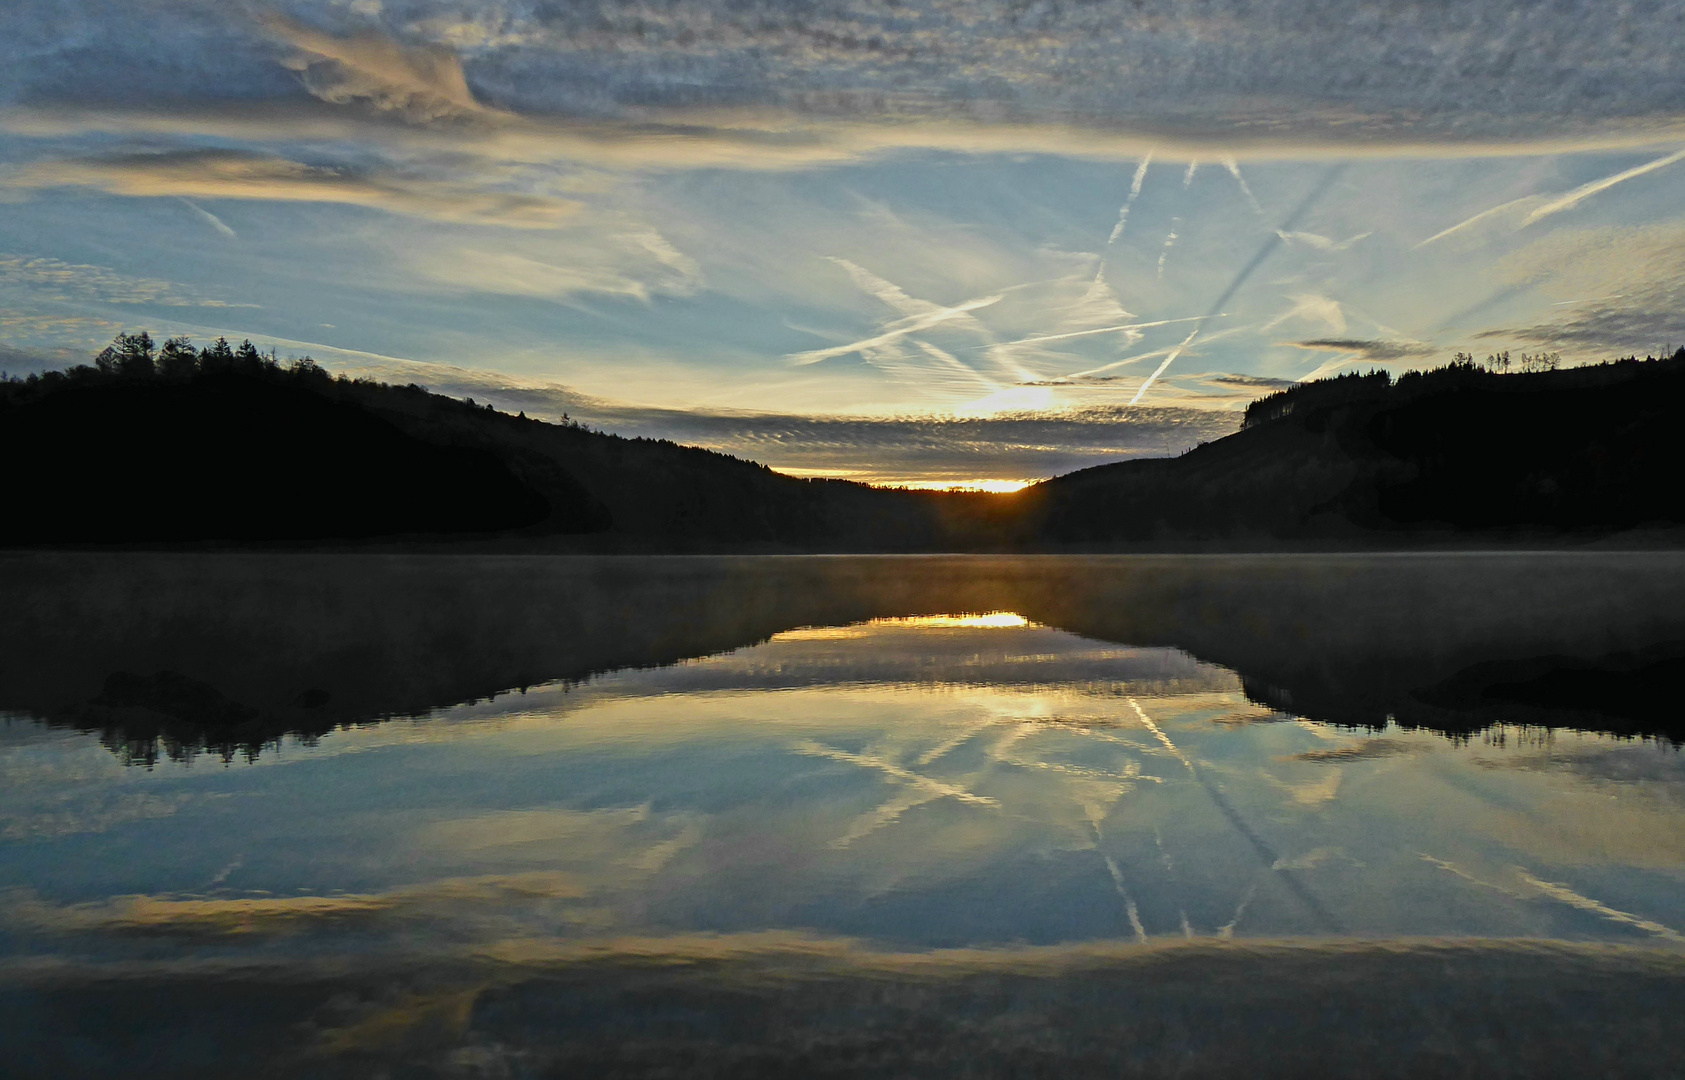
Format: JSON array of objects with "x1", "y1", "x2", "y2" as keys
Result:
[{"x1": 3, "y1": 553, "x2": 1684, "y2": 1077}]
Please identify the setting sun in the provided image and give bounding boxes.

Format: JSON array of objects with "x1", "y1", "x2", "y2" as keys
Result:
[{"x1": 896, "y1": 479, "x2": 1034, "y2": 494}]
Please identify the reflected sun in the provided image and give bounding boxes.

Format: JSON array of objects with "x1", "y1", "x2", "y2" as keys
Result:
[{"x1": 875, "y1": 612, "x2": 1033, "y2": 629}]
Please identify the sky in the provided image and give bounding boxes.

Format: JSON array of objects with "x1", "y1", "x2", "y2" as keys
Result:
[{"x1": 3, "y1": 2, "x2": 1685, "y2": 487}]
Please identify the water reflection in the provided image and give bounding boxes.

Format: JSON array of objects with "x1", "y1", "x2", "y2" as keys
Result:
[
  {"x1": 4, "y1": 552, "x2": 1685, "y2": 767},
  {"x1": 4, "y1": 555, "x2": 1685, "y2": 1076},
  {"x1": 5, "y1": 616, "x2": 1684, "y2": 945}
]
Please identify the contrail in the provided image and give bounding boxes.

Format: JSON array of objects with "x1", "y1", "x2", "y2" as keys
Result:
[
  {"x1": 912, "y1": 339, "x2": 998, "y2": 393},
  {"x1": 1067, "y1": 321, "x2": 1245, "y2": 381},
  {"x1": 1128, "y1": 327, "x2": 1202, "y2": 405},
  {"x1": 1552, "y1": 293, "x2": 1626, "y2": 306},
  {"x1": 1107, "y1": 153, "x2": 1153, "y2": 245},
  {"x1": 1182, "y1": 160, "x2": 1199, "y2": 187},
  {"x1": 1418, "y1": 146, "x2": 1685, "y2": 247},
  {"x1": 1156, "y1": 216, "x2": 1181, "y2": 279},
  {"x1": 787, "y1": 294, "x2": 1003, "y2": 365},
  {"x1": 975, "y1": 314, "x2": 1210, "y2": 351},
  {"x1": 1415, "y1": 196, "x2": 1529, "y2": 248},
  {"x1": 1129, "y1": 165, "x2": 1344, "y2": 405},
  {"x1": 1521, "y1": 146, "x2": 1685, "y2": 226},
  {"x1": 1223, "y1": 156, "x2": 1266, "y2": 218},
  {"x1": 180, "y1": 198, "x2": 236, "y2": 238}
]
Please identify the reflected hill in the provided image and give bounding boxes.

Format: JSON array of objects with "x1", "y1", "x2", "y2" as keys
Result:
[{"x1": 3, "y1": 553, "x2": 1683, "y2": 764}]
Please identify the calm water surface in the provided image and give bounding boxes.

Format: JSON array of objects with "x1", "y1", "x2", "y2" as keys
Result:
[{"x1": 3, "y1": 553, "x2": 1684, "y2": 1077}]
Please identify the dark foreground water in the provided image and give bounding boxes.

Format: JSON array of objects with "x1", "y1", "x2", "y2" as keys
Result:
[{"x1": 3, "y1": 553, "x2": 1684, "y2": 1077}]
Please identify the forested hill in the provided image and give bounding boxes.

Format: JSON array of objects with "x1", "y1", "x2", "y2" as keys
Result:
[
  {"x1": 1018, "y1": 349, "x2": 1685, "y2": 544},
  {"x1": 4, "y1": 332, "x2": 1683, "y2": 549},
  {"x1": 0, "y1": 334, "x2": 1005, "y2": 549}
]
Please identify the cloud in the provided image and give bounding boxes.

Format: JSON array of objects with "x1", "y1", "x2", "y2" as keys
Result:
[
  {"x1": 9, "y1": 1, "x2": 1685, "y2": 153},
  {"x1": 300, "y1": 354, "x2": 1241, "y2": 482},
  {"x1": 1275, "y1": 230, "x2": 1370, "y2": 252},
  {"x1": 0, "y1": 251, "x2": 244, "y2": 308},
  {"x1": 1481, "y1": 224, "x2": 1685, "y2": 353},
  {"x1": 5, "y1": 149, "x2": 579, "y2": 227},
  {"x1": 1199, "y1": 373, "x2": 1297, "y2": 392},
  {"x1": 411, "y1": 235, "x2": 701, "y2": 303},
  {"x1": 262, "y1": 12, "x2": 493, "y2": 123},
  {"x1": 1291, "y1": 338, "x2": 1438, "y2": 362},
  {"x1": 0, "y1": 315, "x2": 120, "y2": 355},
  {"x1": 535, "y1": 401, "x2": 1243, "y2": 484},
  {"x1": 1261, "y1": 294, "x2": 1347, "y2": 335},
  {"x1": 11, "y1": 3, "x2": 1685, "y2": 184},
  {"x1": 9, "y1": 100, "x2": 1685, "y2": 186}
]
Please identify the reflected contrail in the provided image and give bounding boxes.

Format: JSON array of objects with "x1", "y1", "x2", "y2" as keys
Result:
[
  {"x1": 1104, "y1": 853, "x2": 1149, "y2": 943},
  {"x1": 1514, "y1": 868, "x2": 1685, "y2": 941},
  {"x1": 1129, "y1": 697, "x2": 1345, "y2": 934}
]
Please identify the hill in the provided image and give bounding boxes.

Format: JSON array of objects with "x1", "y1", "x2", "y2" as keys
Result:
[
  {"x1": 0, "y1": 333, "x2": 1009, "y2": 550},
  {"x1": 1019, "y1": 350, "x2": 1685, "y2": 544},
  {"x1": 4, "y1": 331, "x2": 1683, "y2": 550}
]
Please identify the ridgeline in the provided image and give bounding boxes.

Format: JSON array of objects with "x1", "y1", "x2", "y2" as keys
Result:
[
  {"x1": 4, "y1": 332, "x2": 1683, "y2": 550},
  {"x1": 0, "y1": 333, "x2": 1008, "y2": 550},
  {"x1": 1027, "y1": 350, "x2": 1685, "y2": 544}
]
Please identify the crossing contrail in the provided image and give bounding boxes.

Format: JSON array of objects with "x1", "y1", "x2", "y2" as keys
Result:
[{"x1": 1129, "y1": 165, "x2": 1345, "y2": 404}]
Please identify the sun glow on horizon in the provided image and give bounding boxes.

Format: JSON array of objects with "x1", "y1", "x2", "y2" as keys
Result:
[
  {"x1": 773, "y1": 468, "x2": 1036, "y2": 494},
  {"x1": 895, "y1": 478, "x2": 1035, "y2": 494}
]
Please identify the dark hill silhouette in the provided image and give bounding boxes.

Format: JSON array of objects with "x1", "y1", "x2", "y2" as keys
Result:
[
  {"x1": 324, "y1": 372, "x2": 1010, "y2": 550},
  {"x1": 5, "y1": 332, "x2": 1685, "y2": 549},
  {"x1": 1021, "y1": 350, "x2": 1685, "y2": 543},
  {"x1": 0, "y1": 333, "x2": 1011, "y2": 549},
  {"x1": 1, "y1": 369, "x2": 568, "y2": 544}
]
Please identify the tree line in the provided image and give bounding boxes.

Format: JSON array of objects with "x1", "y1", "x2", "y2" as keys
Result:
[
  {"x1": 1, "y1": 331, "x2": 330, "y2": 397},
  {"x1": 1450, "y1": 350, "x2": 1561, "y2": 373},
  {"x1": 1242, "y1": 347, "x2": 1685, "y2": 430}
]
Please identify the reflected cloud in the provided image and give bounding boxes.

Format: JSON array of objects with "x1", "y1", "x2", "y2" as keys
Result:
[
  {"x1": 5, "y1": 871, "x2": 589, "y2": 936},
  {"x1": 1287, "y1": 739, "x2": 1421, "y2": 762}
]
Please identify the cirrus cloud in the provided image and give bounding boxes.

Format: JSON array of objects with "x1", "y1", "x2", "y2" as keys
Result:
[{"x1": 4, "y1": 149, "x2": 580, "y2": 227}]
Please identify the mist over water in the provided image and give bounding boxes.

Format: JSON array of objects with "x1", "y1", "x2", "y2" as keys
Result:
[{"x1": 3, "y1": 553, "x2": 1685, "y2": 1076}]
